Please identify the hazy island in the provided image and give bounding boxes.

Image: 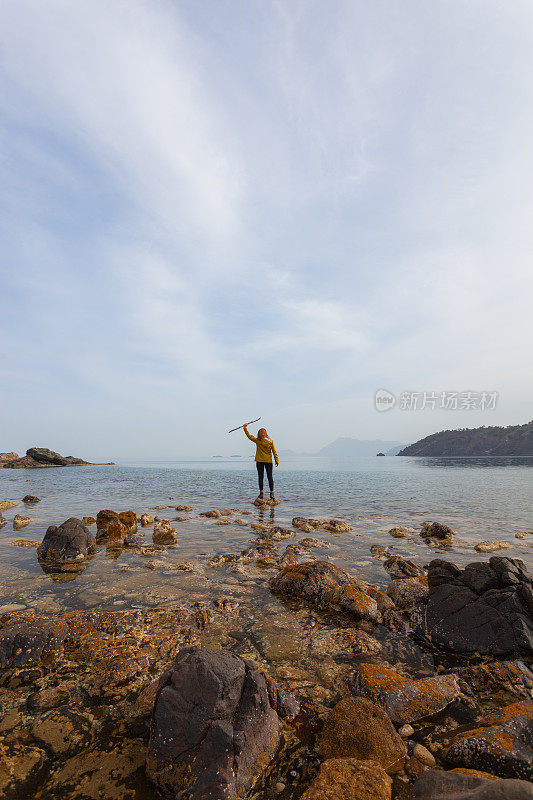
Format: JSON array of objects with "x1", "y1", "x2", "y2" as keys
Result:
[{"x1": 398, "y1": 420, "x2": 533, "y2": 457}]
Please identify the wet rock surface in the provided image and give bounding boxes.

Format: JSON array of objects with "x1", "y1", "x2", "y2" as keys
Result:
[
  {"x1": 270, "y1": 561, "x2": 379, "y2": 623},
  {"x1": 411, "y1": 557, "x2": 533, "y2": 656},
  {"x1": 146, "y1": 647, "x2": 281, "y2": 799},
  {"x1": 36, "y1": 517, "x2": 97, "y2": 571}
]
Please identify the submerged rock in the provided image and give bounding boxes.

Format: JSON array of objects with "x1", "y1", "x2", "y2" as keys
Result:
[
  {"x1": 270, "y1": 561, "x2": 379, "y2": 624},
  {"x1": 301, "y1": 758, "x2": 392, "y2": 800},
  {"x1": 146, "y1": 647, "x2": 281, "y2": 800},
  {"x1": 445, "y1": 700, "x2": 533, "y2": 780},
  {"x1": 320, "y1": 696, "x2": 406, "y2": 772},
  {"x1": 37, "y1": 518, "x2": 97, "y2": 572},
  {"x1": 349, "y1": 662, "x2": 461, "y2": 724},
  {"x1": 409, "y1": 769, "x2": 533, "y2": 799},
  {"x1": 311, "y1": 628, "x2": 382, "y2": 658},
  {"x1": 411, "y1": 557, "x2": 533, "y2": 656},
  {"x1": 420, "y1": 521, "x2": 456, "y2": 545}
]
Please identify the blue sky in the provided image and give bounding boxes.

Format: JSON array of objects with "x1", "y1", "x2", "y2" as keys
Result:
[{"x1": 1, "y1": 0, "x2": 532, "y2": 458}]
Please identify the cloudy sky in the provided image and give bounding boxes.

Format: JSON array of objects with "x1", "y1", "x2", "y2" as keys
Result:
[{"x1": 1, "y1": 0, "x2": 532, "y2": 459}]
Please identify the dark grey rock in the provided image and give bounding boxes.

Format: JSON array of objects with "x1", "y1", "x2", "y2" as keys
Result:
[
  {"x1": 37, "y1": 517, "x2": 97, "y2": 570},
  {"x1": 146, "y1": 647, "x2": 281, "y2": 800},
  {"x1": 409, "y1": 769, "x2": 533, "y2": 799},
  {"x1": 22, "y1": 494, "x2": 41, "y2": 503},
  {"x1": 411, "y1": 557, "x2": 533, "y2": 656},
  {"x1": 26, "y1": 447, "x2": 68, "y2": 466}
]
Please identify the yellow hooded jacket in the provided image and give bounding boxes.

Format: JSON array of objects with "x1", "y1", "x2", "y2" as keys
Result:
[{"x1": 244, "y1": 427, "x2": 279, "y2": 466}]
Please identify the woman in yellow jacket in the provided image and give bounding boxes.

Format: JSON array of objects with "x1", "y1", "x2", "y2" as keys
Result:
[{"x1": 243, "y1": 424, "x2": 279, "y2": 499}]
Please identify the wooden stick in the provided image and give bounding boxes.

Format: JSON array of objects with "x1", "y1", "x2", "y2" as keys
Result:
[{"x1": 228, "y1": 417, "x2": 261, "y2": 434}]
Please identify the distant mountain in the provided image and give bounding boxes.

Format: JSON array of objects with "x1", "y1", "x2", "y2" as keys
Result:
[
  {"x1": 318, "y1": 437, "x2": 405, "y2": 457},
  {"x1": 385, "y1": 444, "x2": 406, "y2": 456},
  {"x1": 397, "y1": 421, "x2": 533, "y2": 456}
]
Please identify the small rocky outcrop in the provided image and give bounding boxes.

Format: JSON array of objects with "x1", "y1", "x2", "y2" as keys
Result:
[
  {"x1": 301, "y1": 758, "x2": 392, "y2": 800},
  {"x1": 152, "y1": 520, "x2": 177, "y2": 545},
  {"x1": 269, "y1": 561, "x2": 379, "y2": 624},
  {"x1": 320, "y1": 696, "x2": 406, "y2": 772},
  {"x1": 0, "y1": 512, "x2": 6, "y2": 528},
  {"x1": 411, "y1": 557, "x2": 533, "y2": 656},
  {"x1": 475, "y1": 540, "x2": 510, "y2": 552},
  {"x1": 349, "y1": 662, "x2": 462, "y2": 724},
  {"x1": 28, "y1": 447, "x2": 68, "y2": 465},
  {"x1": 1, "y1": 447, "x2": 113, "y2": 469},
  {"x1": 22, "y1": 495, "x2": 40, "y2": 503},
  {"x1": 445, "y1": 700, "x2": 533, "y2": 780},
  {"x1": 146, "y1": 647, "x2": 281, "y2": 800},
  {"x1": 12, "y1": 514, "x2": 33, "y2": 530},
  {"x1": 0, "y1": 500, "x2": 18, "y2": 510},
  {"x1": 409, "y1": 769, "x2": 533, "y2": 799},
  {"x1": 140, "y1": 513, "x2": 154, "y2": 526},
  {"x1": 37, "y1": 518, "x2": 97, "y2": 572},
  {"x1": 420, "y1": 520, "x2": 456, "y2": 545}
]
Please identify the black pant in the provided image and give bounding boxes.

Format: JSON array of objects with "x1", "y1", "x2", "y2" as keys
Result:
[{"x1": 256, "y1": 461, "x2": 274, "y2": 492}]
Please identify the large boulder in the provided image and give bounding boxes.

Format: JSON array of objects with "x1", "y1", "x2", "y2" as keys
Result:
[
  {"x1": 349, "y1": 662, "x2": 461, "y2": 724},
  {"x1": 37, "y1": 518, "x2": 97, "y2": 571},
  {"x1": 445, "y1": 700, "x2": 533, "y2": 780},
  {"x1": 301, "y1": 758, "x2": 392, "y2": 800},
  {"x1": 320, "y1": 697, "x2": 406, "y2": 773},
  {"x1": 409, "y1": 769, "x2": 533, "y2": 799},
  {"x1": 269, "y1": 561, "x2": 379, "y2": 624},
  {"x1": 411, "y1": 557, "x2": 533, "y2": 656},
  {"x1": 146, "y1": 647, "x2": 281, "y2": 799},
  {"x1": 26, "y1": 448, "x2": 68, "y2": 466}
]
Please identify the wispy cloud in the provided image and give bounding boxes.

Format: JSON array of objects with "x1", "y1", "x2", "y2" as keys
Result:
[{"x1": 1, "y1": 0, "x2": 532, "y2": 456}]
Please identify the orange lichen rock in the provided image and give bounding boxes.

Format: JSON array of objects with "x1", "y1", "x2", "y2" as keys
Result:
[
  {"x1": 349, "y1": 662, "x2": 461, "y2": 724},
  {"x1": 445, "y1": 700, "x2": 533, "y2": 780}
]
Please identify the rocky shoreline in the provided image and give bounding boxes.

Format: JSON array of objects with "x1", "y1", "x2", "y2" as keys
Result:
[{"x1": 0, "y1": 500, "x2": 532, "y2": 800}]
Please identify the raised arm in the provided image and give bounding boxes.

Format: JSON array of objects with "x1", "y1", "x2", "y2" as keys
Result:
[
  {"x1": 243, "y1": 425, "x2": 258, "y2": 443},
  {"x1": 272, "y1": 440, "x2": 279, "y2": 466}
]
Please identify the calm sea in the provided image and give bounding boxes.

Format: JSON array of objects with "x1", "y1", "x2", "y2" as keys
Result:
[{"x1": 1, "y1": 456, "x2": 532, "y2": 614}]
